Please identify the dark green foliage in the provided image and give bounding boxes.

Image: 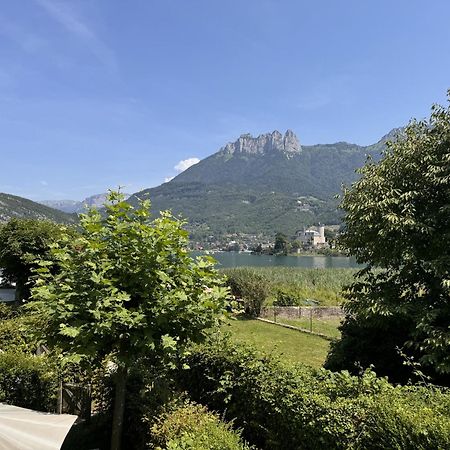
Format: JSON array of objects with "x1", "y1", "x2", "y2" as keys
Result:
[
  {"x1": 273, "y1": 232, "x2": 290, "y2": 255},
  {"x1": 0, "y1": 218, "x2": 76, "y2": 300},
  {"x1": 332, "y1": 95, "x2": 450, "y2": 379},
  {"x1": 0, "y1": 351, "x2": 58, "y2": 411},
  {"x1": 178, "y1": 339, "x2": 450, "y2": 450},
  {"x1": 225, "y1": 268, "x2": 270, "y2": 316},
  {"x1": 325, "y1": 314, "x2": 417, "y2": 383},
  {"x1": 86, "y1": 363, "x2": 175, "y2": 450},
  {"x1": 150, "y1": 400, "x2": 251, "y2": 450},
  {"x1": 0, "y1": 192, "x2": 77, "y2": 224}
]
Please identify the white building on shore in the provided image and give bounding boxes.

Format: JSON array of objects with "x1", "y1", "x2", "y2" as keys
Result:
[{"x1": 297, "y1": 224, "x2": 326, "y2": 248}]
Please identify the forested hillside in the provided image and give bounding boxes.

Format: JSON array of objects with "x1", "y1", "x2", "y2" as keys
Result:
[
  {"x1": 0, "y1": 193, "x2": 77, "y2": 224},
  {"x1": 130, "y1": 129, "x2": 399, "y2": 240}
]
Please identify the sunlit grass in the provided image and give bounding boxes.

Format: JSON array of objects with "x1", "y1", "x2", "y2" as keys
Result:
[
  {"x1": 275, "y1": 316, "x2": 342, "y2": 339},
  {"x1": 222, "y1": 318, "x2": 331, "y2": 368}
]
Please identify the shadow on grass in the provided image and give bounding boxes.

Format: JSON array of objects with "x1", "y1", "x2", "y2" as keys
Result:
[{"x1": 233, "y1": 314, "x2": 257, "y2": 322}]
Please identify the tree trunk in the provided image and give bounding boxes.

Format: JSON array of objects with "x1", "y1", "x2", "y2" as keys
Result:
[{"x1": 110, "y1": 366, "x2": 127, "y2": 450}]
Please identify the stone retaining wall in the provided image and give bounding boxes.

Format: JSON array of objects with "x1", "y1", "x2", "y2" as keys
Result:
[{"x1": 260, "y1": 305, "x2": 343, "y2": 319}]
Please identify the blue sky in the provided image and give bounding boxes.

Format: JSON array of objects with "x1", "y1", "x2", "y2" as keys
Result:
[{"x1": 1, "y1": 0, "x2": 449, "y2": 200}]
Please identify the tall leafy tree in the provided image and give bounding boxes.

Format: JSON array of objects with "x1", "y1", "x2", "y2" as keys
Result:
[
  {"x1": 274, "y1": 232, "x2": 290, "y2": 255},
  {"x1": 0, "y1": 218, "x2": 73, "y2": 301},
  {"x1": 30, "y1": 192, "x2": 230, "y2": 450},
  {"x1": 326, "y1": 94, "x2": 450, "y2": 381}
]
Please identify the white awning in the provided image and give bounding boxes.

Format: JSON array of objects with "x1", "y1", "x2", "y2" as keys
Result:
[{"x1": 0, "y1": 403, "x2": 77, "y2": 450}]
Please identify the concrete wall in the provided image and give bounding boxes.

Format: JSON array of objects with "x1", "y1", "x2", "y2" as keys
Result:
[{"x1": 260, "y1": 305, "x2": 343, "y2": 319}]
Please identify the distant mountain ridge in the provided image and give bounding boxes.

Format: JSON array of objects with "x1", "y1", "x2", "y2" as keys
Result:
[
  {"x1": 0, "y1": 193, "x2": 77, "y2": 224},
  {"x1": 40, "y1": 193, "x2": 129, "y2": 214},
  {"x1": 130, "y1": 128, "x2": 402, "y2": 242},
  {"x1": 169, "y1": 129, "x2": 385, "y2": 198},
  {"x1": 2, "y1": 128, "x2": 403, "y2": 242}
]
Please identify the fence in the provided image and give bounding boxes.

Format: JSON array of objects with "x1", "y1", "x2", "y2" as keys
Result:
[{"x1": 259, "y1": 306, "x2": 344, "y2": 338}]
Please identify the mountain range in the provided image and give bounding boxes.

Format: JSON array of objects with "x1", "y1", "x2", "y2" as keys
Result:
[
  {"x1": 128, "y1": 129, "x2": 398, "y2": 242},
  {"x1": 40, "y1": 193, "x2": 129, "y2": 214},
  {"x1": 1, "y1": 128, "x2": 400, "y2": 241},
  {"x1": 0, "y1": 193, "x2": 77, "y2": 224}
]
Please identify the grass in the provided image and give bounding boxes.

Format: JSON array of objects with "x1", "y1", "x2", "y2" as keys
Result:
[
  {"x1": 223, "y1": 318, "x2": 331, "y2": 368},
  {"x1": 275, "y1": 316, "x2": 342, "y2": 339},
  {"x1": 222, "y1": 267, "x2": 357, "y2": 306}
]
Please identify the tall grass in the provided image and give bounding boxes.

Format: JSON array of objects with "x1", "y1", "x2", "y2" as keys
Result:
[{"x1": 222, "y1": 267, "x2": 356, "y2": 306}]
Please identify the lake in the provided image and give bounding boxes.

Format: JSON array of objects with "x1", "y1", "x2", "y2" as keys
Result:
[{"x1": 193, "y1": 252, "x2": 361, "y2": 269}]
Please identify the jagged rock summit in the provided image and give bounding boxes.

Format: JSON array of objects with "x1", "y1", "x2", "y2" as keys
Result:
[{"x1": 221, "y1": 130, "x2": 301, "y2": 156}]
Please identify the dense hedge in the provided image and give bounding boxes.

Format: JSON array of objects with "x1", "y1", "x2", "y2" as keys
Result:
[
  {"x1": 150, "y1": 400, "x2": 252, "y2": 450},
  {"x1": 178, "y1": 339, "x2": 450, "y2": 450},
  {"x1": 0, "y1": 351, "x2": 58, "y2": 411}
]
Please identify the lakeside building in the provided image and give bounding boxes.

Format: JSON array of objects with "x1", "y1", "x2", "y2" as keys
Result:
[{"x1": 297, "y1": 224, "x2": 327, "y2": 248}]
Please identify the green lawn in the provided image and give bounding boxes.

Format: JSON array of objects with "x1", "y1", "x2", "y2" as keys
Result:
[
  {"x1": 223, "y1": 318, "x2": 331, "y2": 368},
  {"x1": 276, "y1": 316, "x2": 342, "y2": 339}
]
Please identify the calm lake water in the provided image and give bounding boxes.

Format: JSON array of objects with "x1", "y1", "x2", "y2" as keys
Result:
[{"x1": 193, "y1": 252, "x2": 361, "y2": 269}]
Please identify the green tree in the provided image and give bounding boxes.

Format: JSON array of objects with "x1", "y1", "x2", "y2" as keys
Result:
[
  {"x1": 326, "y1": 94, "x2": 450, "y2": 381},
  {"x1": 274, "y1": 232, "x2": 290, "y2": 255},
  {"x1": 29, "y1": 192, "x2": 230, "y2": 450},
  {"x1": 0, "y1": 218, "x2": 73, "y2": 301}
]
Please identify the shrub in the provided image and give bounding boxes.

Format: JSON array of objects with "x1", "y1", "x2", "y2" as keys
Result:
[
  {"x1": 273, "y1": 288, "x2": 301, "y2": 306},
  {"x1": 0, "y1": 313, "x2": 42, "y2": 353},
  {"x1": 225, "y1": 268, "x2": 270, "y2": 316},
  {"x1": 178, "y1": 338, "x2": 450, "y2": 450},
  {"x1": 0, "y1": 303, "x2": 19, "y2": 320},
  {"x1": 150, "y1": 400, "x2": 251, "y2": 450},
  {"x1": 324, "y1": 313, "x2": 424, "y2": 384},
  {"x1": 0, "y1": 351, "x2": 58, "y2": 411}
]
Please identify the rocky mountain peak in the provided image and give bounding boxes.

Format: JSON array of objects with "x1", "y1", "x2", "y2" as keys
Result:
[{"x1": 221, "y1": 130, "x2": 301, "y2": 156}]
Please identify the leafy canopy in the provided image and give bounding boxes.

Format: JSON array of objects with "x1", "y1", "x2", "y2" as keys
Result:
[
  {"x1": 338, "y1": 94, "x2": 450, "y2": 375},
  {"x1": 0, "y1": 218, "x2": 73, "y2": 299},
  {"x1": 30, "y1": 192, "x2": 230, "y2": 369}
]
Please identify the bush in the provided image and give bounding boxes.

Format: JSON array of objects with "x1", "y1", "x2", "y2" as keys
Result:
[
  {"x1": 0, "y1": 313, "x2": 42, "y2": 353},
  {"x1": 273, "y1": 288, "x2": 301, "y2": 306},
  {"x1": 0, "y1": 351, "x2": 58, "y2": 411},
  {"x1": 224, "y1": 268, "x2": 270, "y2": 316},
  {"x1": 0, "y1": 303, "x2": 19, "y2": 320},
  {"x1": 178, "y1": 338, "x2": 450, "y2": 450},
  {"x1": 324, "y1": 313, "x2": 426, "y2": 384},
  {"x1": 150, "y1": 400, "x2": 251, "y2": 450}
]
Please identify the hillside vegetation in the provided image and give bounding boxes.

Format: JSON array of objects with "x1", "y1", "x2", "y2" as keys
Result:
[
  {"x1": 0, "y1": 193, "x2": 77, "y2": 224},
  {"x1": 130, "y1": 129, "x2": 400, "y2": 241}
]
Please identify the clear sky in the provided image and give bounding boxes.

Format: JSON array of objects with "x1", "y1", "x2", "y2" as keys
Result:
[{"x1": 1, "y1": 0, "x2": 449, "y2": 200}]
